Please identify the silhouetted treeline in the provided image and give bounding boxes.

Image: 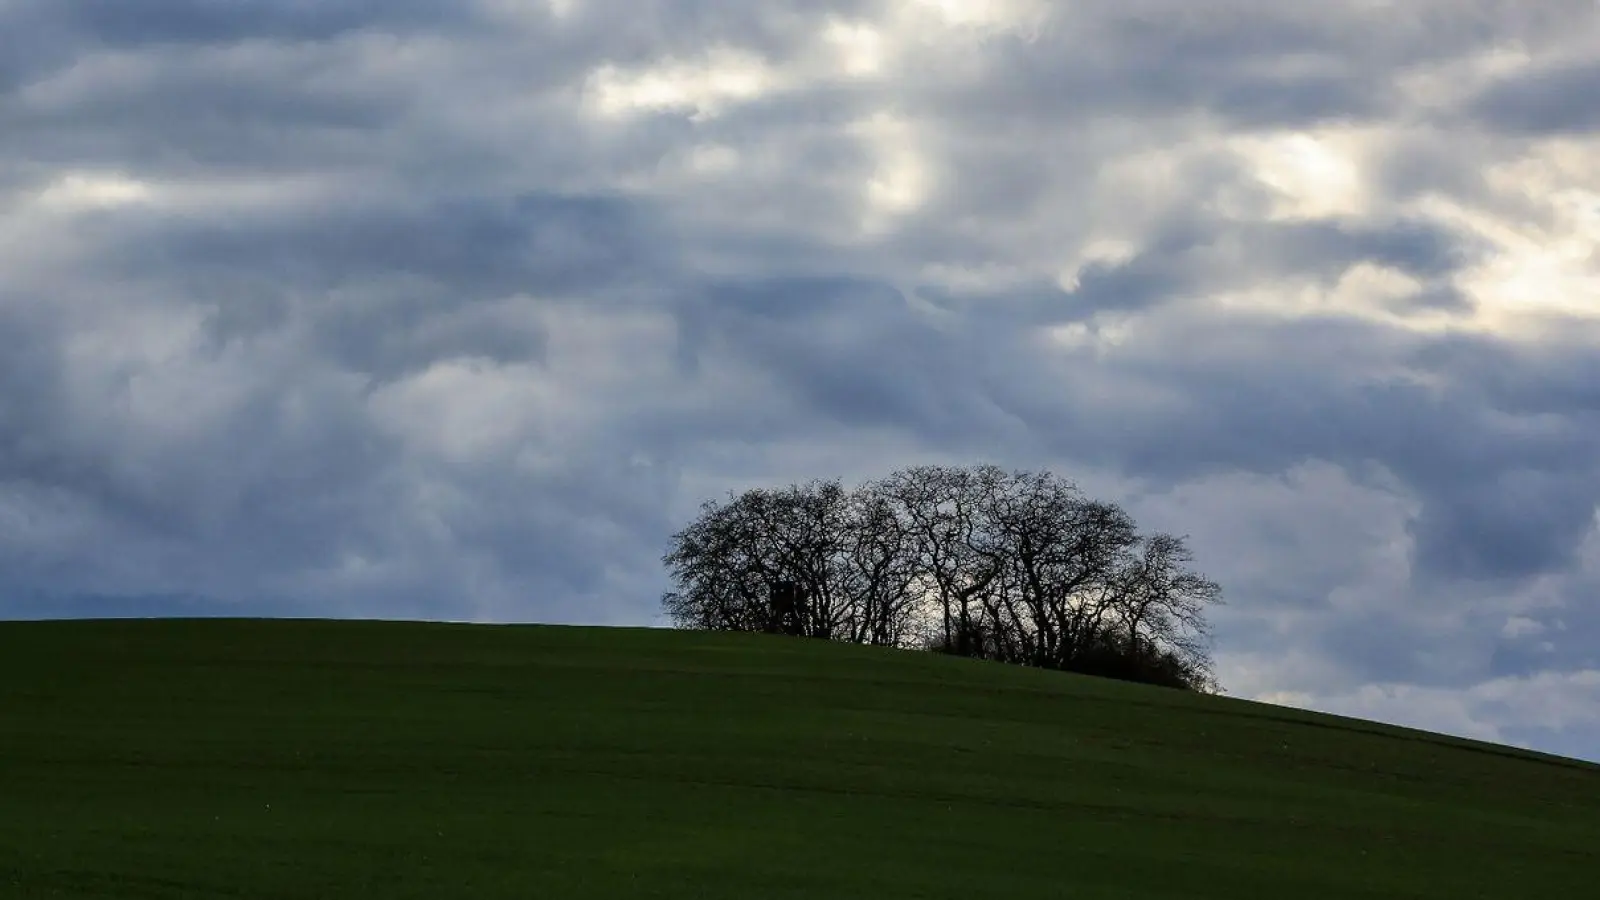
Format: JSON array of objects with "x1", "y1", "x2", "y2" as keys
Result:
[{"x1": 661, "y1": 465, "x2": 1223, "y2": 693}]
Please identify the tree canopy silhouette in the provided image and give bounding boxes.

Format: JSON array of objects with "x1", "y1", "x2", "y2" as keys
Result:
[{"x1": 661, "y1": 465, "x2": 1223, "y2": 692}]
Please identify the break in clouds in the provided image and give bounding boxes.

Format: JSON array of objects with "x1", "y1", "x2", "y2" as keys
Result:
[{"x1": 2, "y1": 0, "x2": 1598, "y2": 760}]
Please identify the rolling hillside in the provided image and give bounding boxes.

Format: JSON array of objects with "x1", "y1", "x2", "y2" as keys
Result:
[{"x1": 2, "y1": 618, "x2": 1595, "y2": 898}]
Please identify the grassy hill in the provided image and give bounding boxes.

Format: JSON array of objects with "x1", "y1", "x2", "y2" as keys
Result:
[{"x1": 2, "y1": 618, "x2": 1595, "y2": 898}]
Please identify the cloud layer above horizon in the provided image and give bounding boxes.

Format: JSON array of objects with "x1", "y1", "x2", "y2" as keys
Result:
[{"x1": 3, "y1": 0, "x2": 1599, "y2": 761}]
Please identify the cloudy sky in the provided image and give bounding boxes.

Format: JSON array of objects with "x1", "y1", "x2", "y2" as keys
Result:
[{"x1": 3, "y1": 0, "x2": 1599, "y2": 761}]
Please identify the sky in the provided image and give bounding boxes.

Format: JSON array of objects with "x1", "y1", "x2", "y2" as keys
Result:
[{"x1": 2, "y1": 0, "x2": 1599, "y2": 762}]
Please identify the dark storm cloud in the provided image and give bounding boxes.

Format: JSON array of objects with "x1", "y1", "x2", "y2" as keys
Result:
[
  {"x1": 39, "y1": 0, "x2": 469, "y2": 46},
  {"x1": 1420, "y1": 331, "x2": 1600, "y2": 416},
  {"x1": 70, "y1": 189, "x2": 670, "y2": 383},
  {"x1": 3, "y1": 0, "x2": 1599, "y2": 758},
  {"x1": 675, "y1": 275, "x2": 1029, "y2": 446},
  {"x1": 1, "y1": 324, "x2": 401, "y2": 565},
  {"x1": 1408, "y1": 470, "x2": 1597, "y2": 582},
  {"x1": 1088, "y1": 317, "x2": 1599, "y2": 584},
  {"x1": 0, "y1": 0, "x2": 477, "y2": 104},
  {"x1": 95, "y1": 191, "x2": 666, "y2": 297},
  {"x1": 1038, "y1": 216, "x2": 1478, "y2": 321},
  {"x1": 731, "y1": 295, "x2": 1599, "y2": 588}
]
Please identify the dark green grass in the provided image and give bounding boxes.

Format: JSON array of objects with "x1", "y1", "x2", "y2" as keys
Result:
[{"x1": 2, "y1": 619, "x2": 1596, "y2": 898}]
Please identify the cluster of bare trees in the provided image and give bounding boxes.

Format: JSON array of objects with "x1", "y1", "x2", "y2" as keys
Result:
[{"x1": 661, "y1": 465, "x2": 1224, "y2": 692}]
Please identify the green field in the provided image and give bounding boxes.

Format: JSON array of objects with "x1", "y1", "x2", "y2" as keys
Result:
[{"x1": 2, "y1": 619, "x2": 1595, "y2": 898}]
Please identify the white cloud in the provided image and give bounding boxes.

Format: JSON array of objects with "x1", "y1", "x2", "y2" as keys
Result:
[
  {"x1": 854, "y1": 111, "x2": 931, "y2": 230},
  {"x1": 900, "y1": 0, "x2": 1053, "y2": 38},
  {"x1": 821, "y1": 18, "x2": 888, "y2": 77},
  {"x1": 584, "y1": 47, "x2": 778, "y2": 121},
  {"x1": 1231, "y1": 130, "x2": 1371, "y2": 221},
  {"x1": 33, "y1": 172, "x2": 155, "y2": 210}
]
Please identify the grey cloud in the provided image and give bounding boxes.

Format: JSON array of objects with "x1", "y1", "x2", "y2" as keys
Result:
[
  {"x1": 3, "y1": 58, "x2": 403, "y2": 177},
  {"x1": 927, "y1": 7, "x2": 1417, "y2": 130},
  {"x1": 0, "y1": 308, "x2": 183, "y2": 543},
  {"x1": 549, "y1": 0, "x2": 881, "y2": 64},
  {"x1": 925, "y1": 312, "x2": 1600, "y2": 588},
  {"x1": 1469, "y1": 59, "x2": 1600, "y2": 135},
  {"x1": 1059, "y1": 216, "x2": 1479, "y2": 318},
  {"x1": 89, "y1": 190, "x2": 666, "y2": 374},
  {"x1": 0, "y1": 591, "x2": 288, "y2": 620},
  {"x1": 19, "y1": 0, "x2": 471, "y2": 48},
  {"x1": 1371, "y1": 135, "x2": 1498, "y2": 207},
  {"x1": 1408, "y1": 469, "x2": 1598, "y2": 582},
  {"x1": 656, "y1": 269, "x2": 1593, "y2": 591},
  {"x1": 4, "y1": 0, "x2": 1600, "y2": 759},
  {"x1": 1064, "y1": 225, "x2": 1214, "y2": 316},
  {"x1": 1388, "y1": 284, "x2": 1476, "y2": 315},
  {"x1": 1257, "y1": 219, "x2": 1480, "y2": 280},
  {"x1": 904, "y1": 212, "x2": 1479, "y2": 330},
  {"x1": 1416, "y1": 332, "x2": 1600, "y2": 417},
  {"x1": 673, "y1": 275, "x2": 1024, "y2": 447},
  {"x1": 1313, "y1": 608, "x2": 1496, "y2": 688},
  {"x1": 933, "y1": 54, "x2": 1394, "y2": 133},
  {"x1": 311, "y1": 295, "x2": 550, "y2": 385},
  {"x1": 1486, "y1": 609, "x2": 1599, "y2": 681}
]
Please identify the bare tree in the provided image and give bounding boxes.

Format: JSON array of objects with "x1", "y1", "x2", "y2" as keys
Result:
[
  {"x1": 867, "y1": 466, "x2": 1008, "y2": 656},
  {"x1": 661, "y1": 490, "x2": 784, "y2": 632},
  {"x1": 838, "y1": 487, "x2": 922, "y2": 646},
  {"x1": 744, "y1": 480, "x2": 853, "y2": 639},
  {"x1": 1113, "y1": 532, "x2": 1223, "y2": 688},
  {"x1": 661, "y1": 465, "x2": 1225, "y2": 692},
  {"x1": 977, "y1": 471, "x2": 1141, "y2": 670},
  {"x1": 662, "y1": 478, "x2": 923, "y2": 644}
]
